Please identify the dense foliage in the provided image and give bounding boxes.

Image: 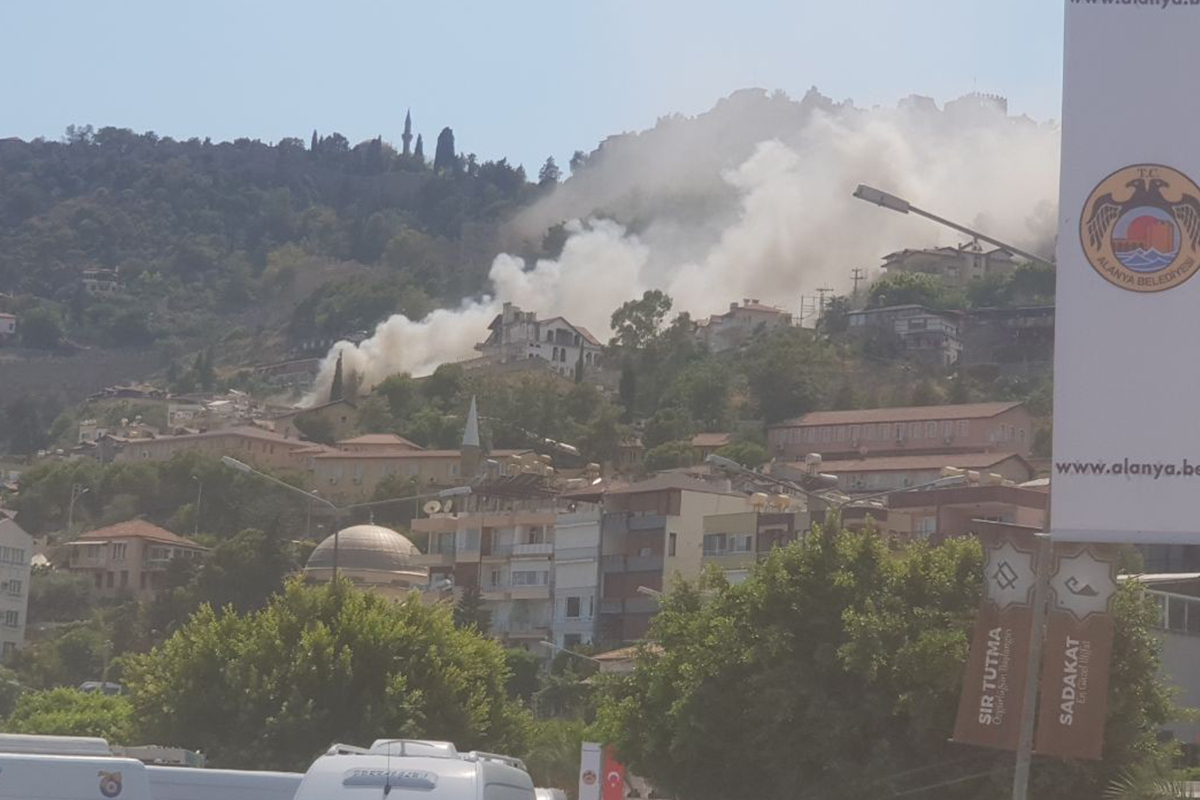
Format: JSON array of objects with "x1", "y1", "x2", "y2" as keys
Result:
[
  {"x1": 124, "y1": 580, "x2": 530, "y2": 770},
  {"x1": 596, "y1": 527, "x2": 1174, "y2": 800},
  {"x1": 2, "y1": 688, "x2": 133, "y2": 742}
]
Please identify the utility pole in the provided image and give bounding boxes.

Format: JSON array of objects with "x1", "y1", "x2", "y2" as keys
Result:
[
  {"x1": 850, "y1": 268, "x2": 866, "y2": 296},
  {"x1": 191, "y1": 476, "x2": 202, "y2": 537},
  {"x1": 815, "y1": 287, "x2": 834, "y2": 322}
]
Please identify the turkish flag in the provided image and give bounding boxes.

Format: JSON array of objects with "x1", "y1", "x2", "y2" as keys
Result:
[{"x1": 601, "y1": 746, "x2": 626, "y2": 800}]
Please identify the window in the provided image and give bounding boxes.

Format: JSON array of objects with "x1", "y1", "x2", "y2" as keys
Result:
[
  {"x1": 837, "y1": 427, "x2": 847, "y2": 442},
  {"x1": 111, "y1": 542, "x2": 127, "y2": 561},
  {"x1": 3, "y1": 611, "x2": 17, "y2": 628},
  {"x1": 864, "y1": 424, "x2": 876, "y2": 441},
  {"x1": 942, "y1": 421, "x2": 953, "y2": 438},
  {"x1": 1018, "y1": 428, "x2": 1027, "y2": 443},
  {"x1": 958, "y1": 420, "x2": 969, "y2": 437},
  {"x1": 140, "y1": 573, "x2": 148, "y2": 590},
  {"x1": 909, "y1": 422, "x2": 921, "y2": 439},
  {"x1": 894, "y1": 423, "x2": 905, "y2": 440},
  {"x1": 730, "y1": 534, "x2": 753, "y2": 553},
  {"x1": 0, "y1": 547, "x2": 25, "y2": 565},
  {"x1": 1, "y1": 642, "x2": 14, "y2": 659},
  {"x1": 915, "y1": 517, "x2": 938, "y2": 537},
  {"x1": 120, "y1": 571, "x2": 129, "y2": 589},
  {"x1": 490, "y1": 569, "x2": 502, "y2": 587},
  {"x1": 925, "y1": 421, "x2": 938, "y2": 438},
  {"x1": 5, "y1": 580, "x2": 20, "y2": 596},
  {"x1": 449, "y1": 463, "x2": 460, "y2": 477},
  {"x1": 94, "y1": 573, "x2": 103, "y2": 589},
  {"x1": 850, "y1": 425, "x2": 860, "y2": 441},
  {"x1": 512, "y1": 570, "x2": 548, "y2": 586},
  {"x1": 668, "y1": 532, "x2": 677, "y2": 557},
  {"x1": 822, "y1": 428, "x2": 832, "y2": 443},
  {"x1": 703, "y1": 534, "x2": 726, "y2": 555},
  {"x1": 409, "y1": 464, "x2": 420, "y2": 477},
  {"x1": 566, "y1": 597, "x2": 581, "y2": 618},
  {"x1": 106, "y1": 572, "x2": 114, "y2": 589}
]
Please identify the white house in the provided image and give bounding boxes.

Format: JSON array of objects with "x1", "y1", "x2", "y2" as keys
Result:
[{"x1": 474, "y1": 303, "x2": 604, "y2": 379}]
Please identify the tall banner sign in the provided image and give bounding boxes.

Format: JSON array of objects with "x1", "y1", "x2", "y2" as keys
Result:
[
  {"x1": 1054, "y1": 1, "x2": 1200, "y2": 543},
  {"x1": 579, "y1": 742, "x2": 602, "y2": 800},
  {"x1": 1035, "y1": 544, "x2": 1119, "y2": 761},
  {"x1": 953, "y1": 532, "x2": 1042, "y2": 750}
]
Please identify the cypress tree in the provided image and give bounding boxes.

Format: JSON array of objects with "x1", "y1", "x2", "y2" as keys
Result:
[
  {"x1": 329, "y1": 351, "x2": 344, "y2": 403},
  {"x1": 434, "y1": 127, "x2": 456, "y2": 174},
  {"x1": 413, "y1": 134, "x2": 424, "y2": 162},
  {"x1": 310, "y1": 129, "x2": 318, "y2": 153}
]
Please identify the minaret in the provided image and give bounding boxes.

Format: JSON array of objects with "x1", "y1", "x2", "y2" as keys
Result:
[
  {"x1": 402, "y1": 109, "x2": 413, "y2": 157},
  {"x1": 460, "y1": 395, "x2": 481, "y2": 478}
]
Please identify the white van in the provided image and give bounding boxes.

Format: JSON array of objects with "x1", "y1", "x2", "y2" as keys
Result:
[
  {"x1": 293, "y1": 739, "x2": 535, "y2": 800},
  {"x1": 146, "y1": 765, "x2": 303, "y2": 800},
  {"x1": 0, "y1": 753, "x2": 153, "y2": 800}
]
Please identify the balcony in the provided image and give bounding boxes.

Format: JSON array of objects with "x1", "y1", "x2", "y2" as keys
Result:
[
  {"x1": 601, "y1": 554, "x2": 663, "y2": 574},
  {"x1": 511, "y1": 542, "x2": 553, "y2": 558},
  {"x1": 413, "y1": 544, "x2": 456, "y2": 567},
  {"x1": 509, "y1": 584, "x2": 551, "y2": 600},
  {"x1": 481, "y1": 587, "x2": 510, "y2": 602},
  {"x1": 553, "y1": 546, "x2": 599, "y2": 563},
  {"x1": 494, "y1": 618, "x2": 552, "y2": 636},
  {"x1": 599, "y1": 596, "x2": 659, "y2": 616}
]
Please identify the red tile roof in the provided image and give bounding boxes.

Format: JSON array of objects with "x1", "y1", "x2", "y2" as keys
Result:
[
  {"x1": 338, "y1": 434, "x2": 424, "y2": 449},
  {"x1": 312, "y1": 448, "x2": 530, "y2": 460},
  {"x1": 75, "y1": 520, "x2": 207, "y2": 549},
  {"x1": 801, "y1": 452, "x2": 1028, "y2": 474},
  {"x1": 691, "y1": 432, "x2": 733, "y2": 448},
  {"x1": 774, "y1": 401, "x2": 1023, "y2": 428}
]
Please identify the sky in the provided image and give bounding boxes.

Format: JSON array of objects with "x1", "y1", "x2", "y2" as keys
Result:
[{"x1": 1, "y1": 0, "x2": 1065, "y2": 172}]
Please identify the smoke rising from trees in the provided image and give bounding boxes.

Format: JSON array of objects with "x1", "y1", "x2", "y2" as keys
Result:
[{"x1": 308, "y1": 88, "x2": 1060, "y2": 402}]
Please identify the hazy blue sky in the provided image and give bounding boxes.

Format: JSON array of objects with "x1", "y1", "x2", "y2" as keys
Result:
[{"x1": 2, "y1": 0, "x2": 1064, "y2": 171}]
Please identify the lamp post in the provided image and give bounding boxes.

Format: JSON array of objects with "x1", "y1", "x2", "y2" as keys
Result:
[
  {"x1": 222, "y1": 456, "x2": 472, "y2": 583},
  {"x1": 852, "y1": 184, "x2": 1055, "y2": 269},
  {"x1": 191, "y1": 475, "x2": 202, "y2": 537},
  {"x1": 67, "y1": 484, "x2": 89, "y2": 533}
]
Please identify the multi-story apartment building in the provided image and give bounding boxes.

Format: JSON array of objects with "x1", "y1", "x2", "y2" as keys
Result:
[
  {"x1": 881, "y1": 243, "x2": 1015, "y2": 290},
  {"x1": 0, "y1": 518, "x2": 32, "y2": 658},
  {"x1": 694, "y1": 300, "x2": 793, "y2": 353},
  {"x1": 960, "y1": 306, "x2": 1055, "y2": 368},
  {"x1": 701, "y1": 510, "x2": 809, "y2": 584},
  {"x1": 846, "y1": 305, "x2": 962, "y2": 367},
  {"x1": 882, "y1": 482, "x2": 1048, "y2": 540},
  {"x1": 114, "y1": 426, "x2": 326, "y2": 471},
  {"x1": 412, "y1": 507, "x2": 559, "y2": 644},
  {"x1": 596, "y1": 474, "x2": 749, "y2": 646},
  {"x1": 473, "y1": 302, "x2": 604, "y2": 380},
  {"x1": 767, "y1": 401, "x2": 1035, "y2": 462},
  {"x1": 66, "y1": 521, "x2": 207, "y2": 599},
  {"x1": 550, "y1": 503, "x2": 603, "y2": 650}
]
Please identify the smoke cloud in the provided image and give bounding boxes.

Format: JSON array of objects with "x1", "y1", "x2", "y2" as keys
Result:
[{"x1": 307, "y1": 88, "x2": 1060, "y2": 404}]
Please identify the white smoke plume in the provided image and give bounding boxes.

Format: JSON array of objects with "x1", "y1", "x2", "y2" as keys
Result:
[{"x1": 307, "y1": 88, "x2": 1060, "y2": 404}]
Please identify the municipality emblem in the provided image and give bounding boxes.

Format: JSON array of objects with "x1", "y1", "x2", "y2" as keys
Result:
[{"x1": 1081, "y1": 164, "x2": 1200, "y2": 292}]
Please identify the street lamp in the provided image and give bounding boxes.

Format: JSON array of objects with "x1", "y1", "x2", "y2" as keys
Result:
[
  {"x1": 67, "y1": 484, "x2": 89, "y2": 533},
  {"x1": 222, "y1": 456, "x2": 473, "y2": 582},
  {"x1": 852, "y1": 184, "x2": 1055, "y2": 269},
  {"x1": 191, "y1": 475, "x2": 202, "y2": 537},
  {"x1": 635, "y1": 585, "x2": 663, "y2": 599}
]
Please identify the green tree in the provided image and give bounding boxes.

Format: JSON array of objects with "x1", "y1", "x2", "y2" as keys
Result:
[
  {"x1": 454, "y1": 581, "x2": 492, "y2": 634},
  {"x1": 28, "y1": 571, "x2": 93, "y2": 623},
  {"x1": 643, "y1": 440, "x2": 698, "y2": 472},
  {"x1": 538, "y1": 157, "x2": 561, "y2": 186},
  {"x1": 525, "y1": 719, "x2": 588, "y2": 792},
  {"x1": 661, "y1": 360, "x2": 733, "y2": 431},
  {"x1": 329, "y1": 351, "x2": 345, "y2": 402},
  {"x1": 377, "y1": 373, "x2": 421, "y2": 418},
  {"x1": 355, "y1": 394, "x2": 392, "y2": 433},
  {"x1": 504, "y1": 648, "x2": 542, "y2": 706},
  {"x1": 742, "y1": 329, "x2": 836, "y2": 424},
  {"x1": 19, "y1": 306, "x2": 65, "y2": 349},
  {"x1": 868, "y1": 272, "x2": 950, "y2": 309},
  {"x1": 124, "y1": 581, "x2": 528, "y2": 770},
  {"x1": 642, "y1": 407, "x2": 693, "y2": 450},
  {"x1": 294, "y1": 413, "x2": 337, "y2": 445},
  {"x1": 434, "y1": 127, "x2": 457, "y2": 174},
  {"x1": 610, "y1": 291, "x2": 672, "y2": 351},
  {"x1": 4, "y1": 688, "x2": 133, "y2": 742},
  {"x1": 595, "y1": 528, "x2": 1174, "y2": 800},
  {"x1": 194, "y1": 528, "x2": 296, "y2": 613}
]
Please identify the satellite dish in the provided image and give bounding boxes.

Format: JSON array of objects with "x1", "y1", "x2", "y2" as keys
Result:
[
  {"x1": 423, "y1": 500, "x2": 442, "y2": 516},
  {"x1": 442, "y1": 500, "x2": 454, "y2": 514}
]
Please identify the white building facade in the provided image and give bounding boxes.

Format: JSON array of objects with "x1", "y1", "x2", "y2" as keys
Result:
[
  {"x1": 550, "y1": 504, "x2": 603, "y2": 650},
  {"x1": 474, "y1": 303, "x2": 604, "y2": 379},
  {"x1": 0, "y1": 519, "x2": 33, "y2": 658}
]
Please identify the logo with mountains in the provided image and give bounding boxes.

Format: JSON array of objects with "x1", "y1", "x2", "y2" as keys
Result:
[{"x1": 1081, "y1": 164, "x2": 1200, "y2": 292}]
